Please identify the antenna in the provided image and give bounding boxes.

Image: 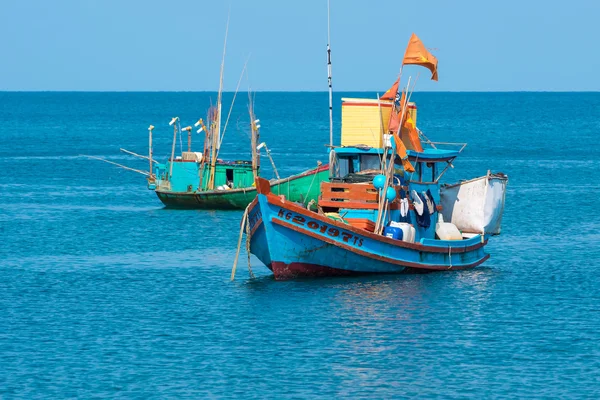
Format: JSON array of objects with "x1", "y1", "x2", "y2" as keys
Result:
[
  {"x1": 208, "y1": 11, "x2": 230, "y2": 190},
  {"x1": 216, "y1": 9, "x2": 230, "y2": 151},
  {"x1": 327, "y1": 0, "x2": 333, "y2": 148}
]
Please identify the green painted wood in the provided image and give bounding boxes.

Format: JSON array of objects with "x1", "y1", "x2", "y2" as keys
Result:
[{"x1": 156, "y1": 165, "x2": 329, "y2": 210}]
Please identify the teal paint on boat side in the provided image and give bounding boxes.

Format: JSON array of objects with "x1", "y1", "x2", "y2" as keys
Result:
[{"x1": 155, "y1": 164, "x2": 330, "y2": 209}]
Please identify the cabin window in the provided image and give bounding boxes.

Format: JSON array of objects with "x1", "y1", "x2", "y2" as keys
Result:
[
  {"x1": 338, "y1": 156, "x2": 351, "y2": 177},
  {"x1": 226, "y1": 168, "x2": 234, "y2": 183},
  {"x1": 414, "y1": 162, "x2": 422, "y2": 182},
  {"x1": 427, "y1": 162, "x2": 436, "y2": 182},
  {"x1": 360, "y1": 154, "x2": 381, "y2": 172}
]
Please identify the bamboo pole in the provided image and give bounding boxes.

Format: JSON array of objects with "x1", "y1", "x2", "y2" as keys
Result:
[
  {"x1": 231, "y1": 205, "x2": 250, "y2": 281},
  {"x1": 257, "y1": 143, "x2": 280, "y2": 181},
  {"x1": 375, "y1": 75, "x2": 418, "y2": 234},
  {"x1": 195, "y1": 118, "x2": 210, "y2": 190},
  {"x1": 248, "y1": 91, "x2": 259, "y2": 181},
  {"x1": 207, "y1": 116, "x2": 218, "y2": 190},
  {"x1": 245, "y1": 208, "x2": 255, "y2": 279},
  {"x1": 81, "y1": 155, "x2": 150, "y2": 176},
  {"x1": 168, "y1": 117, "x2": 179, "y2": 186},
  {"x1": 119, "y1": 148, "x2": 158, "y2": 164},
  {"x1": 377, "y1": 93, "x2": 386, "y2": 172}
]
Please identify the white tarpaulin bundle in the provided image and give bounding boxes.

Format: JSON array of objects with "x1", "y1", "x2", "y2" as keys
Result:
[{"x1": 439, "y1": 172, "x2": 508, "y2": 235}]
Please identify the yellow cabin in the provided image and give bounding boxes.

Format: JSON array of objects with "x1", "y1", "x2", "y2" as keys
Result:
[{"x1": 341, "y1": 98, "x2": 417, "y2": 148}]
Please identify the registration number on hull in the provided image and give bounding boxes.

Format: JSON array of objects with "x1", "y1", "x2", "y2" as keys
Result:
[{"x1": 277, "y1": 208, "x2": 364, "y2": 247}]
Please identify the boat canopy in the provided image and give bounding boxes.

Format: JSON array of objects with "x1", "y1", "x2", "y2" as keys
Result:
[
  {"x1": 407, "y1": 148, "x2": 460, "y2": 161},
  {"x1": 335, "y1": 146, "x2": 459, "y2": 161}
]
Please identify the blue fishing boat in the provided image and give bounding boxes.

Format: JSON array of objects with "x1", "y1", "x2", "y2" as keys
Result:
[
  {"x1": 238, "y1": 33, "x2": 507, "y2": 280},
  {"x1": 247, "y1": 148, "x2": 506, "y2": 279}
]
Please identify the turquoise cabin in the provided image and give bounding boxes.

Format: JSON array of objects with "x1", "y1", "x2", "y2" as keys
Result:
[
  {"x1": 327, "y1": 146, "x2": 460, "y2": 243},
  {"x1": 151, "y1": 153, "x2": 256, "y2": 193}
]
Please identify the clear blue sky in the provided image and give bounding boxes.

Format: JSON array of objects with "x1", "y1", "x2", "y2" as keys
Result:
[{"x1": 1, "y1": 0, "x2": 598, "y2": 91}]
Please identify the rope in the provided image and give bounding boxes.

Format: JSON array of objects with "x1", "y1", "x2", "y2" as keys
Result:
[
  {"x1": 245, "y1": 209, "x2": 255, "y2": 279},
  {"x1": 219, "y1": 58, "x2": 249, "y2": 150},
  {"x1": 231, "y1": 204, "x2": 250, "y2": 281},
  {"x1": 448, "y1": 246, "x2": 452, "y2": 269},
  {"x1": 302, "y1": 164, "x2": 320, "y2": 206}
]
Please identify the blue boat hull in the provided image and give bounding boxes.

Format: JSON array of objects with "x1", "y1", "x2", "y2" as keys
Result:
[{"x1": 248, "y1": 181, "x2": 490, "y2": 280}]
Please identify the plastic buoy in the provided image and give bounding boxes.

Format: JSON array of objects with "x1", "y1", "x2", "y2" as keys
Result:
[
  {"x1": 386, "y1": 187, "x2": 396, "y2": 202},
  {"x1": 373, "y1": 174, "x2": 386, "y2": 190}
]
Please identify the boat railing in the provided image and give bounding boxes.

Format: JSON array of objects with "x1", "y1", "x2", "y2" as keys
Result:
[
  {"x1": 425, "y1": 141, "x2": 468, "y2": 153},
  {"x1": 319, "y1": 181, "x2": 403, "y2": 210}
]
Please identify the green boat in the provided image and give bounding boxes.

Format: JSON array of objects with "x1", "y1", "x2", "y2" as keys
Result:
[
  {"x1": 151, "y1": 159, "x2": 329, "y2": 210},
  {"x1": 88, "y1": 25, "x2": 329, "y2": 210}
]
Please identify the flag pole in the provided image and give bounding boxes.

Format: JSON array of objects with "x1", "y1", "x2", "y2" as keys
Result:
[{"x1": 327, "y1": 0, "x2": 333, "y2": 148}]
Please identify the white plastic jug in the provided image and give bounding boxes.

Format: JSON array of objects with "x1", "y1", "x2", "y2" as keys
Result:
[{"x1": 435, "y1": 214, "x2": 463, "y2": 241}]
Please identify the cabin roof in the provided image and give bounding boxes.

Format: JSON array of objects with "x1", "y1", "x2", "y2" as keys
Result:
[
  {"x1": 335, "y1": 146, "x2": 460, "y2": 161},
  {"x1": 407, "y1": 148, "x2": 460, "y2": 161},
  {"x1": 335, "y1": 147, "x2": 386, "y2": 155}
]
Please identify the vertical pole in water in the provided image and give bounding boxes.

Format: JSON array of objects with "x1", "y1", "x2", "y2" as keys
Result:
[
  {"x1": 148, "y1": 125, "x2": 154, "y2": 177},
  {"x1": 327, "y1": 0, "x2": 333, "y2": 149}
]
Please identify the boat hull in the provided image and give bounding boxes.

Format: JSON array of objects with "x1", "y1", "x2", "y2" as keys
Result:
[
  {"x1": 155, "y1": 165, "x2": 329, "y2": 210},
  {"x1": 248, "y1": 180, "x2": 490, "y2": 280}
]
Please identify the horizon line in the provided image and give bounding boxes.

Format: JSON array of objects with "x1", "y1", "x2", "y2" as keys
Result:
[{"x1": 1, "y1": 90, "x2": 600, "y2": 93}]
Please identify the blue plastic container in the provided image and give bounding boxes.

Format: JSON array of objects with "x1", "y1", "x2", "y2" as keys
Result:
[{"x1": 383, "y1": 226, "x2": 403, "y2": 240}]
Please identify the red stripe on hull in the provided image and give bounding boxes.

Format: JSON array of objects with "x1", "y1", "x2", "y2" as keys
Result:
[{"x1": 270, "y1": 261, "x2": 366, "y2": 280}]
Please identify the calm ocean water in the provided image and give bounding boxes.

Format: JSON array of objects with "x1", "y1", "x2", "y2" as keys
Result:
[{"x1": 1, "y1": 92, "x2": 599, "y2": 398}]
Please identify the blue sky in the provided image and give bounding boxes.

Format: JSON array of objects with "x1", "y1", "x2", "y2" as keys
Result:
[{"x1": 1, "y1": 0, "x2": 598, "y2": 91}]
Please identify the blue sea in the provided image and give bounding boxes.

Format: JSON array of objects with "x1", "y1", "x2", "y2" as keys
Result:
[{"x1": 1, "y1": 92, "x2": 599, "y2": 398}]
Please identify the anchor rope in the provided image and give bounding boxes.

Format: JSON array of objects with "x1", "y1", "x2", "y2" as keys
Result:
[
  {"x1": 303, "y1": 164, "x2": 320, "y2": 206},
  {"x1": 245, "y1": 208, "x2": 255, "y2": 279},
  {"x1": 231, "y1": 204, "x2": 250, "y2": 281}
]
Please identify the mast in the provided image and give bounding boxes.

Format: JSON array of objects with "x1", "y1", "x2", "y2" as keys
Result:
[
  {"x1": 208, "y1": 12, "x2": 230, "y2": 190},
  {"x1": 327, "y1": 0, "x2": 333, "y2": 148},
  {"x1": 168, "y1": 116, "x2": 179, "y2": 186},
  {"x1": 248, "y1": 92, "x2": 260, "y2": 181},
  {"x1": 179, "y1": 126, "x2": 192, "y2": 152},
  {"x1": 148, "y1": 125, "x2": 154, "y2": 178},
  {"x1": 195, "y1": 117, "x2": 210, "y2": 190}
]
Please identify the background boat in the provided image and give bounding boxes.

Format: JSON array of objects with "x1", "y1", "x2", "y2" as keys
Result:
[{"x1": 155, "y1": 162, "x2": 329, "y2": 209}]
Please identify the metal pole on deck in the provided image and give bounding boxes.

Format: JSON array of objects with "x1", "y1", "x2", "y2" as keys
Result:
[
  {"x1": 180, "y1": 126, "x2": 192, "y2": 153},
  {"x1": 148, "y1": 125, "x2": 154, "y2": 177},
  {"x1": 327, "y1": 0, "x2": 333, "y2": 148},
  {"x1": 168, "y1": 117, "x2": 179, "y2": 183}
]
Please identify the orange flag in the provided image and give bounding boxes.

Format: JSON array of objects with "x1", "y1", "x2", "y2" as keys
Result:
[
  {"x1": 403, "y1": 33, "x2": 438, "y2": 81},
  {"x1": 401, "y1": 112, "x2": 423, "y2": 152},
  {"x1": 380, "y1": 79, "x2": 399, "y2": 100},
  {"x1": 387, "y1": 89, "x2": 405, "y2": 133},
  {"x1": 393, "y1": 134, "x2": 415, "y2": 173}
]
